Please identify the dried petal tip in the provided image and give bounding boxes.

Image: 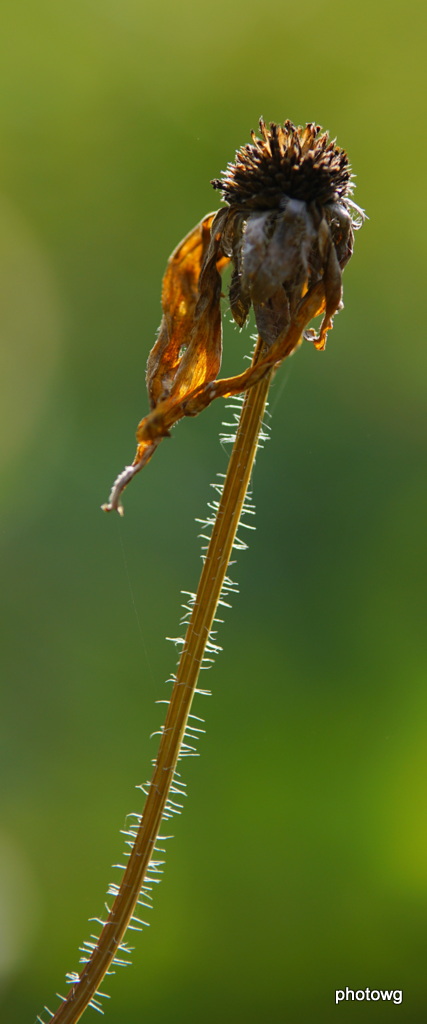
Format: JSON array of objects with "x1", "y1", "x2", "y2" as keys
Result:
[{"x1": 211, "y1": 118, "x2": 352, "y2": 209}]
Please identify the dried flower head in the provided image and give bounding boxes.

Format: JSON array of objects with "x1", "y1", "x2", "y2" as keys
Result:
[
  {"x1": 103, "y1": 118, "x2": 363, "y2": 514},
  {"x1": 211, "y1": 118, "x2": 358, "y2": 350},
  {"x1": 212, "y1": 119, "x2": 351, "y2": 208}
]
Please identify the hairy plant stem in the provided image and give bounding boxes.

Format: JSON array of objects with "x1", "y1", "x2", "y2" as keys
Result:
[{"x1": 50, "y1": 340, "x2": 274, "y2": 1024}]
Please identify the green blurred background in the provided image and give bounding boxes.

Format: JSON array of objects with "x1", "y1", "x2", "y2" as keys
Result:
[{"x1": 1, "y1": 0, "x2": 426, "y2": 1021}]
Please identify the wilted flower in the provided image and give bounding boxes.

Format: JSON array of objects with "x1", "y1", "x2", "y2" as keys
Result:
[
  {"x1": 104, "y1": 119, "x2": 363, "y2": 513},
  {"x1": 211, "y1": 118, "x2": 359, "y2": 348}
]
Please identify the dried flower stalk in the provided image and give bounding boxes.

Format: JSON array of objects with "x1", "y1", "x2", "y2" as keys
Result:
[{"x1": 44, "y1": 120, "x2": 363, "y2": 1024}]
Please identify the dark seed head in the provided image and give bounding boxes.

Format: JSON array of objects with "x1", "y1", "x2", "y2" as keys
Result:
[{"x1": 211, "y1": 118, "x2": 352, "y2": 210}]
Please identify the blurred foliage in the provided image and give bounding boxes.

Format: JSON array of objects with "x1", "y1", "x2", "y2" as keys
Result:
[{"x1": 0, "y1": 0, "x2": 426, "y2": 1021}]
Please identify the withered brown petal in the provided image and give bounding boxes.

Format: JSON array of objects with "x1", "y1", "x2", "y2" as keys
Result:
[
  {"x1": 240, "y1": 211, "x2": 277, "y2": 304},
  {"x1": 314, "y1": 241, "x2": 343, "y2": 350},
  {"x1": 146, "y1": 212, "x2": 227, "y2": 409},
  {"x1": 253, "y1": 290, "x2": 290, "y2": 348},
  {"x1": 104, "y1": 212, "x2": 230, "y2": 512},
  {"x1": 142, "y1": 215, "x2": 228, "y2": 427},
  {"x1": 229, "y1": 263, "x2": 251, "y2": 327}
]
